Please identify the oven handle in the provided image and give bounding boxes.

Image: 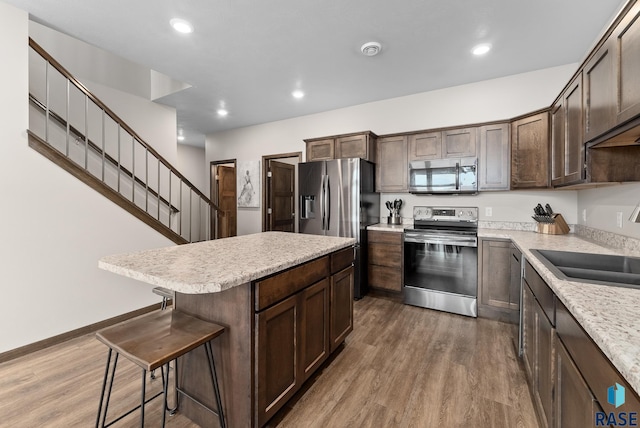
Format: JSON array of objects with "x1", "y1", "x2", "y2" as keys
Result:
[{"x1": 404, "y1": 234, "x2": 477, "y2": 247}]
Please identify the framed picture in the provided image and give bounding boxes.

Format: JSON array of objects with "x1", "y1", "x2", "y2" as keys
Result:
[{"x1": 237, "y1": 160, "x2": 260, "y2": 208}]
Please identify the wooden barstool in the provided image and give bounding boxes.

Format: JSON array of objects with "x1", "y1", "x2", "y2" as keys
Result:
[{"x1": 95, "y1": 310, "x2": 226, "y2": 427}]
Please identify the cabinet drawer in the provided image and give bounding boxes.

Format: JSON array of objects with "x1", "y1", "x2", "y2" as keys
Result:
[
  {"x1": 369, "y1": 244, "x2": 401, "y2": 268},
  {"x1": 331, "y1": 246, "x2": 354, "y2": 274},
  {"x1": 524, "y1": 261, "x2": 555, "y2": 325},
  {"x1": 368, "y1": 230, "x2": 402, "y2": 244},
  {"x1": 255, "y1": 256, "x2": 330, "y2": 311},
  {"x1": 556, "y1": 299, "x2": 640, "y2": 414},
  {"x1": 368, "y1": 265, "x2": 402, "y2": 292}
]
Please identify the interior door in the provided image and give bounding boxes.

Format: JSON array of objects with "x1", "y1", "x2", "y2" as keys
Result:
[
  {"x1": 267, "y1": 160, "x2": 295, "y2": 232},
  {"x1": 217, "y1": 165, "x2": 237, "y2": 237}
]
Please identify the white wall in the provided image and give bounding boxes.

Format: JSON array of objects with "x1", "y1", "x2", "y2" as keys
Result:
[
  {"x1": 206, "y1": 64, "x2": 578, "y2": 235},
  {"x1": 177, "y1": 144, "x2": 208, "y2": 195},
  {"x1": 578, "y1": 183, "x2": 640, "y2": 239},
  {"x1": 0, "y1": 3, "x2": 176, "y2": 354}
]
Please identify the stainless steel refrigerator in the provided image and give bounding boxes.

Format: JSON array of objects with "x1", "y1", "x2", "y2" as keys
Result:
[{"x1": 299, "y1": 158, "x2": 379, "y2": 299}]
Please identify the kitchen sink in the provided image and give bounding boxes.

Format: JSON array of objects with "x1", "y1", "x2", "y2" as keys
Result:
[{"x1": 530, "y1": 249, "x2": 640, "y2": 290}]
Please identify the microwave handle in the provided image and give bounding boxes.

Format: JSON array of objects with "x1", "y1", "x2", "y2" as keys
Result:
[{"x1": 455, "y1": 162, "x2": 460, "y2": 190}]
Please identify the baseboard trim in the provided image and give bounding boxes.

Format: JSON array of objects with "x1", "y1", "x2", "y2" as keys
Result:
[{"x1": 0, "y1": 303, "x2": 165, "y2": 364}]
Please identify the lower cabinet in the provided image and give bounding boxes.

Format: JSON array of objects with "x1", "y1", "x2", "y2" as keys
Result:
[
  {"x1": 555, "y1": 335, "x2": 601, "y2": 428},
  {"x1": 367, "y1": 230, "x2": 403, "y2": 293},
  {"x1": 255, "y1": 250, "x2": 354, "y2": 427},
  {"x1": 478, "y1": 238, "x2": 520, "y2": 322}
]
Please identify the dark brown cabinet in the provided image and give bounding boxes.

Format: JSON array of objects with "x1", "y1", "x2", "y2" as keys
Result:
[
  {"x1": 584, "y1": 37, "x2": 616, "y2": 142},
  {"x1": 305, "y1": 132, "x2": 376, "y2": 162},
  {"x1": 522, "y1": 261, "x2": 555, "y2": 428},
  {"x1": 511, "y1": 111, "x2": 550, "y2": 189},
  {"x1": 479, "y1": 239, "x2": 519, "y2": 322},
  {"x1": 555, "y1": 335, "x2": 600, "y2": 428},
  {"x1": 551, "y1": 75, "x2": 585, "y2": 187},
  {"x1": 478, "y1": 123, "x2": 510, "y2": 191},
  {"x1": 408, "y1": 131, "x2": 442, "y2": 161},
  {"x1": 376, "y1": 135, "x2": 408, "y2": 192},
  {"x1": 442, "y1": 127, "x2": 477, "y2": 157},
  {"x1": 613, "y1": 2, "x2": 640, "y2": 125},
  {"x1": 330, "y1": 265, "x2": 354, "y2": 352},
  {"x1": 254, "y1": 249, "x2": 354, "y2": 427},
  {"x1": 368, "y1": 230, "x2": 403, "y2": 293}
]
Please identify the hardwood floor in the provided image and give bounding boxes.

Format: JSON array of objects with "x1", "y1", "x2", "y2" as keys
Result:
[{"x1": 0, "y1": 296, "x2": 538, "y2": 427}]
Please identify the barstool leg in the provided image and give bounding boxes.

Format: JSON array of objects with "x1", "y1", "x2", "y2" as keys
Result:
[
  {"x1": 205, "y1": 341, "x2": 226, "y2": 428},
  {"x1": 97, "y1": 351, "x2": 119, "y2": 428},
  {"x1": 140, "y1": 368, "x2": 147, "y2": 427}
]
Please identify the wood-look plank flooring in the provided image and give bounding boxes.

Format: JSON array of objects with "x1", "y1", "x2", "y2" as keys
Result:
[{"x1": 0, "y1": 296, "x2": 538, "y2": 427}]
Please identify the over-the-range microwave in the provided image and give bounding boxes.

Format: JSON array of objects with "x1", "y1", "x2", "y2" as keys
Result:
[{"x1": 408, "y1": 157, "x2": 478, "y2": 194}]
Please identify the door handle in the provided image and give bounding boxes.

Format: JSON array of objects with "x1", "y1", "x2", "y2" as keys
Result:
[{"x1": 324, "y1": 175, "x2": 331, "y2": 230}]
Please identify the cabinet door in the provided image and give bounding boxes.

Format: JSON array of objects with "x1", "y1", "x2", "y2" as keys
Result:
[
  {"x1": 336, "y1": 134, "x2": 371, "y2": 161},
  {"x1": 306, "y1": 139, "x2": 334, "y2": 161},
  {"x1": 442, "y1": 127, "x2": 477, "y2": 157},
  {"x1": 376, "y1": 136, "x2": 408, "y2": 192},
  {"x1": 614, "y1": 2, "x2": 640, "y2": 125},
  {"x1": 536, "y1": 301, "x2": 554, "y2": 428},
  {"x1": 330, "y1": 265, "x2": 354, "y2": 352},
  {"x1": 300, "y1": 279, "x2": 330, "y2": 381},
  {"x1": 584, "y1": 37, "x2": 616, "y2": 141},
  {"x1": 555, "y1": 336, "x2": 600, "y2": 428},
  {"x1": 478, "y1": 123, "x2": 510, "y2": 190},
  {"x1": 480, "y1": 239, "x2": 512, "y2": 310},
  {"x1": 256, "y1": 295, "x2": 299, "y2": 427},
  {"x1": 522, "y1": 283, "x2": 536, "y2": 383},
  {"x1": 563, "y1": 76, "x2": 585, "y2": 185},
  {"x1": 550, "y1": 100, "x2": 565, "y2": 186},
  {"x1": 509, "y1": 245, "x2": 522, "y2": 310},
  {"x1": 408, "y1": 131, "x2": 442, "y2": 160},
  {"x1": 511, "y1": 112, "x2": 550, "y2": 189}
]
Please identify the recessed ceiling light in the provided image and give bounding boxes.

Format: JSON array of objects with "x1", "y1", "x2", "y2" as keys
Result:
[
  {"x1": 292, "y1": 90, "x2": 305, "y2": 99},
  {"x1": 177, "y1": 135, "x2": 185, "y2": 142},
  {"x1": 170, "y1": 18, "x2": 194, "y2": 34},
  {"x1": 472, "y1": 44, "x2": 491, "y2": 56},
  {"x1": 361, "y1": 42, "x2": 382, "y2": 57},
  {"x1": 217, "y1": 109, "x2": 228, "y2": 117}
]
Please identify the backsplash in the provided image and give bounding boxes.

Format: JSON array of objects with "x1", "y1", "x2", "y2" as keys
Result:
[
  {"x1": 479, "y1": 221, "x2": 537, "y2": 232},
  {"x1": 574, "y1": 224, "x2": 640, "y2": 253}
]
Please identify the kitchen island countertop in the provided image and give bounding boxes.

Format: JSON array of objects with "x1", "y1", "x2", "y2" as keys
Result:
[{"x1": 99, "y1": 231, "x2": 356, "y2": 294}]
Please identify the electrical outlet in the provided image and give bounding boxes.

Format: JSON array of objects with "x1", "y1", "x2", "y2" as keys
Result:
[
  {"x1": 582, "y1": 209, "x2": 587, "y2": 222},
  {"x1": 616, "y1": 211, "x2": 623, "y2": 228},
  {"x1": 485, "y1": 207, "x2": 493, "y2": 217}
]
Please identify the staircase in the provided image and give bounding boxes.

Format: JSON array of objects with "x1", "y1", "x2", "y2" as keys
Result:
[{"x1": 27, "y1": 38, "x2": 226, "y2": 244}]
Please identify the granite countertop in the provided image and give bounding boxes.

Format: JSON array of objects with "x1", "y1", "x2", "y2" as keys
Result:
[
  {"x1": 367, "y1": 223, "x2": 408, "y2": 232},
  {"x1": 99, "y1": 232, "x2": 356, "y2": 294},
  {"x1": 479, "y1": 229, "x2": 640, "y2": 396}
]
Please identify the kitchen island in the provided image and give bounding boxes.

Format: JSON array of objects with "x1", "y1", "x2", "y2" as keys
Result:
[{"x1": 99, "y1": 231, "x2": 356, "y2": 427}]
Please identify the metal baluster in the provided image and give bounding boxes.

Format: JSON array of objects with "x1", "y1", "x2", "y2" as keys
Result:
[
  {"x1": 168, "y1": 170, "x2": 172, "y2": 229},
  {"x1": 84, "y1": 95, "x2": 88, "y2": 170},
  {"x1": 117, "y1": 124, "x2": 121, "y2": 193},
  {"x1": 145, "y1": 148, "x2": 149, "y2": 213},
  {"x1": 132, "y1": 137, "x2": 136, "y2": 202},
  {"x1": 45, "y1": 61, "x2": 50, "y2": 144},
  {"x1": 157, "y1": 161, "x2": 161, "y2": 220},
  {"x1": 66, "y1": 79, "x2": 70, "y2": 156},
  {"x1": 179, "y1": 181, "x2": 183, "y2": 238},
  {"x1": 189, "y1": 190, "x2": 193, "y2": 242},
  {"x1": 101, "y1": 110, "x2": 105, "y2": 182}
]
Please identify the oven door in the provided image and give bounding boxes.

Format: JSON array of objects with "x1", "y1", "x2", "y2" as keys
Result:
[{"x1": 403, "y1": 231, "x2": 478, "y2": 316}]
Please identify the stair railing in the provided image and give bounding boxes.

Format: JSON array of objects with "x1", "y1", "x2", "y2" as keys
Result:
[{"x1": 27, "y1": 38, "x2": 227, "y2": 244}]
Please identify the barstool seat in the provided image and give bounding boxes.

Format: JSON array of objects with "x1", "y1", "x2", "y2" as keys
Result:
[{"x1": 95, "y1": 310, "x2": 226, "y2": 427}]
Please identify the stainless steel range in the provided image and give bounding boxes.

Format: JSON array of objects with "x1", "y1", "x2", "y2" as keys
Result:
[{"x1": 403, "y1": 206, "x2": 478, "y2": 317}]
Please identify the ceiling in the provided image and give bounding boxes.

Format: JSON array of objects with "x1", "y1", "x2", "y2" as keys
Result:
[{"x1": 5, "y1": 0, "x2": 628, "y2": 147}]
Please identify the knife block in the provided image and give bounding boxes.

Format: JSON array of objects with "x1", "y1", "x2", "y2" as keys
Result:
[{"x1": 537, "y1": 213, "x2": 570, "y2": 235}]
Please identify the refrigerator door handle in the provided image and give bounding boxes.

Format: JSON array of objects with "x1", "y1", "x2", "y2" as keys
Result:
[
  {"x1": 321, "y1": 174, "x2": 327, "y2": 230},
  {"x1": 325, "y1": 175, "x2": 331, "y2": 231}
]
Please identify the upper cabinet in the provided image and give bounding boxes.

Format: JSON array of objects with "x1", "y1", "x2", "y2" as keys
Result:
[
  {"x1": 613, "y1": 2, "x2": 640, "y2": 125},
  {"x1": 511, "y1": 111, "x2": 550, "y2": 189},
  {"x1": 408, "y1": 128, "x2": 477, "y2": 161},
  {"x1": 584, "y1": 37, "x2": 616, "y2": 142},
  {"x1": 305, "y1": 131, "x2": 377, "y2": 162},
  {"x1": 376, "y1": 135, "x2": 408, "y2": 192},
  {"x1": 478, "y1": 123, "x2": 510, "y2": 191},
  {"x1": 552, "y1": 75, "x2": 585, "y2": 187}
]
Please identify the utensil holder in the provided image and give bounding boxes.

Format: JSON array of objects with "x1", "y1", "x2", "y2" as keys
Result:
[
  {"x1": 387, "y1": 216, "x2": 402, "y2": 225},
  {"x1": 537, "y1": 213, "x2": 570, "y2": 235}
]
